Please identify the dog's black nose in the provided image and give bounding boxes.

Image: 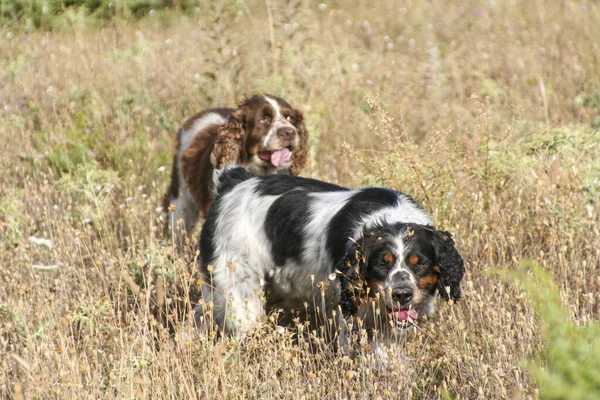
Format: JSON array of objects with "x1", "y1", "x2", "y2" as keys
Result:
[
  {"x1": 277, "y1": 127, "x2": 296, "y2": 141},
  {"x1": 392, "y1": 287, "x2": 413, "y2": 304}
]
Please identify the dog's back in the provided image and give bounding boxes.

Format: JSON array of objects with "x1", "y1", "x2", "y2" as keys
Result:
[{"x1": 201, "y1": 168, "x2": 431, "y2": 281}]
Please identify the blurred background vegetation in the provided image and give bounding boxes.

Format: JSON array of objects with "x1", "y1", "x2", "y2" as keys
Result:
[{"x1": 1, "y1": 0, "x2": 197, "y2": 25}]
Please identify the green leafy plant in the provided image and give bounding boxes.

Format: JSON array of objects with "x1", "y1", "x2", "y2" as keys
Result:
[{"x1": 509, "y1": 262, "x2": 600, "y2": 399}]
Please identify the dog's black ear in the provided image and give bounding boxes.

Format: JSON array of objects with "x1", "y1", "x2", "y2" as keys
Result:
[
  {"x1": 432, "y1": 231, "x2": 465, "y2": 302},
  {"x1": 342, "y1": 238, "x2": 364, "y2": 271},
  {"x1": 337, "y1": 237, "x2": 364, "y2": 319}
]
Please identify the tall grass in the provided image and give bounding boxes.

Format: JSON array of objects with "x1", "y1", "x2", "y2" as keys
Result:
[{"x1": 1, "y1": 0, "x2": 599, "y2": 398}]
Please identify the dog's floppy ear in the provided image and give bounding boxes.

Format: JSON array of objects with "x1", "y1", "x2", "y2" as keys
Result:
[
  {"x1": 210, "y1": 108, "x2": 247, "y2": 168},
  {"x1": 289, "y1": 109, "x2": 308, "y2": 175},
  {"x1": 432, "y1": 230, "x2": 465, "y2": 302},
  {"x1": 337, "y1": 237, "x2": 364, "y2": 319},
  {"x1": 342, "y1": 237, "x2": 364, "y2": 270}
]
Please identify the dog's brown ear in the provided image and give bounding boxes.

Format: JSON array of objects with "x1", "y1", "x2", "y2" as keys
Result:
[
  {"x1": 289, "y1": 109, "x2": 308, "y2": 175},
  {"x1": 432, "y1": 231, "x2": 465, "y2": 302},
  {"x1": 210, "y1": 109, "x2": 247, "y2": 168}
]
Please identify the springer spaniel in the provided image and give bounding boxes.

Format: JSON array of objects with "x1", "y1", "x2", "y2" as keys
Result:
[
  {"x1": 164, "y1": 95, "x2": 308, "y2": 235},
  {"x1": 194, "y1": 167, "x2": 465, "y2": 346}
]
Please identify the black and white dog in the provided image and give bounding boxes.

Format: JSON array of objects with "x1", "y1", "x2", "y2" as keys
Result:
[{"x1": 194, "y1": 167, "x2": 465, "y2": 343}]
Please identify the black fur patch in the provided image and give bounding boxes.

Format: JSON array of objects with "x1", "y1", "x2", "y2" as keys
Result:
[
  {"x1": 255, "y1": 173, "x2": 345, "y2": 196},
  {"x1": 432, "y1": 231, "x2": 465, "y2": 301},
  {"x1": 215, "y1": 167, "x2": 254, "y2": 196},
  {"x1": 198, "y1": 199, "x2": 220, "y2": 273},
  {"x1": 338, "y1": 260, "x2": 361, "y2": 318},
  {"x1": 264, "y1": 190, "x2": 312, "y2": 266}
]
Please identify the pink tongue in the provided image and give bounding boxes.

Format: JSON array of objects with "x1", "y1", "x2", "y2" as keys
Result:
[
  {"x1": 271, "y1": 148, "x2": 291, "y2": 167},
  {"x1": 393, "y1": 309, "x2": 419, "y2": 321}
]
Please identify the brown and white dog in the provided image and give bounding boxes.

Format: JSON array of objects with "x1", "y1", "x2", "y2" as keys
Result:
[{"x1": 163, "y1": 95, "x2": 308, "y2": 235}]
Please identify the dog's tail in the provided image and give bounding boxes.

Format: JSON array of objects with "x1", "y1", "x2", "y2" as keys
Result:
[{"x1": 212, "y1": 166, "x2": 253, "y2": 197}]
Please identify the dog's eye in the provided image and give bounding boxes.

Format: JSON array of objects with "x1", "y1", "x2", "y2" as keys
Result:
[
  {"x1": 286, "y1": 115, "x2": 293, "y2": 122},
  {"x1": 382, "y1": 251, "x2": 395, "y2": 265},
  {"x1": 261, "y1": 117, "x2": 271, "y2": 125},
  {"x1": 407, "y1": 253, "x2": 420, "y2": 266}
]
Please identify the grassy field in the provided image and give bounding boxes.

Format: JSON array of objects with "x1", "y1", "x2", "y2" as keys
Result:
[{"x1": 1, "y1": 0, "x2": 600, "y2": 398}]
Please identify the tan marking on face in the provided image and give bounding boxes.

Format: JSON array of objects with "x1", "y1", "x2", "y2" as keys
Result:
[
  {"x1": 419, "y1": 274, "x2": 438, "y2": 288},
  {"x1": 408, "y1": 254, "x2": 419, "y2": 265},
  {"x1": 367, "y1": 280, "x2": 385, "y2": 293},
  {"x1": 383, "y1": 252, "x2": 395, "y2": 264},
  {"x1": 433, "y1": 265, "x2": 441, "y2": 273}
]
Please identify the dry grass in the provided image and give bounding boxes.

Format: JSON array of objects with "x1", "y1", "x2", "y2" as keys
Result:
[{"x1": 1, "y1": 0, "x2": 600, "y2": 398}]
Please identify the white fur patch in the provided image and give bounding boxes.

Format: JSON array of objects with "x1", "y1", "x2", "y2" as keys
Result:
[
  {"x1": 207, "y1": 179, "x2": 281, "y2": 335},
  {"x1": 264, "y1": 96, "x2": 283, "y2": 120},
  {"x1": 362, "y1": 195, "x2": 432, "y2": 230},
  {"x1": 301, "y1": 191, "x2": 355, "y2": 282},
  {"x1": 180, "y1": 112, "x2": 228, "y2": 153}
]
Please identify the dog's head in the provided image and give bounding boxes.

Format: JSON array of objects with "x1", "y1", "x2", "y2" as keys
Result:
[
  {"x1": 341, "y1": 222, "x2": 465, "y2": 327},
  {"x1": 210, "y1": 95, "x2": 308, "y2": 174}
]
